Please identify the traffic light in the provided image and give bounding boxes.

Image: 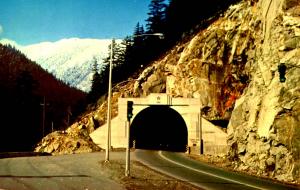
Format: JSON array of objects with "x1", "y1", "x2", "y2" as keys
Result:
[
  {"x1": 278, "y1": 63, "x2": 287, "y2": 83},
  {"x1": 127, "y1": 101, "x2": 133, "y2": 121}
]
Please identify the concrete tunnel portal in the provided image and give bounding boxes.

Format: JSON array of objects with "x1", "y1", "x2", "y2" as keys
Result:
[
  {"x1": 130, "y1": 105, "x2": 188, "y2": 152},
  {"x1": 90, "y1": 94, "x2": 228, "y2": 155}
]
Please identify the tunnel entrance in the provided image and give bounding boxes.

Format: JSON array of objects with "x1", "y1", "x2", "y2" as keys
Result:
[{"x1": 130, "y1": 105, "x2": 187, "y2": 152}]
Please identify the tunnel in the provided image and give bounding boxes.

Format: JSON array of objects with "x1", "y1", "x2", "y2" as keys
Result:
[{"x1": 130, "y1": 105, "x2": 188, "y2": 152}]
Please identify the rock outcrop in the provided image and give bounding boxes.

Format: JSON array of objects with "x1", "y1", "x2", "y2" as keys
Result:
[
  {"x1": 133, "y1": 2, "x2": 254, "y2": 120},
  {"x1": 227, "y1": 0, "x2": 300, "y2": 183},
  {"x1": 133, "y1": 0, "x2": 300, "y2": 183},
  {"x1": 35, "y1": 117, "x2": 101, "y2": 155}
]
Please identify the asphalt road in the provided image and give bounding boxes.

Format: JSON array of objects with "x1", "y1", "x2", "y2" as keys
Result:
[
  {"x1": 1, "y1": 151, "x2": 299, "y2": 190},
  {"x1": 135, "y1": 150, "x2": 300, "y2": 190},
  {"x1": 0, "y1": 152, "x2": 124, "y2": 190}
]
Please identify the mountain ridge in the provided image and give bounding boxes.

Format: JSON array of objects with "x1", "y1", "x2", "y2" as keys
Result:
[
  {"x1": 0, "y1": 38, "x2": 113, "y2": 92},
  {"x1": 0, "y1": 43, "x2": 86, "y2": 151}
]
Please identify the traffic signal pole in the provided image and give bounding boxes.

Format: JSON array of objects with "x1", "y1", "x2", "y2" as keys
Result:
[
  {"x1": 125, "y1": 119, "x2": 131, "y2": 177},
  {"x1": 278, "y1": 63, "x2": 287, "y2": 83},
  {"x1": 125, "y1": 101, "x2": 133, "y2": 177},
  {"x1": 277, "y1": 62, "x2": 300, "y2": 83}
]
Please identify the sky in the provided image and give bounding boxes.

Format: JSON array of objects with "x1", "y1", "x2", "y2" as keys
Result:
[{"x1": 0, "y1": 0, "x2": 152, "y2": 45}]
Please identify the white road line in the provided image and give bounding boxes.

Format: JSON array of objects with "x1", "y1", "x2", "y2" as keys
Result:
[{"x1": 158, "y1": 151, "x2": 265, "y2": 190}]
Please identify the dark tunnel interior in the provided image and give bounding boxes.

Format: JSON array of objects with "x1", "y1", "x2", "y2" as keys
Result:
[{"x1": 130, "y1": 105, "x2": 188, "y2": 152}]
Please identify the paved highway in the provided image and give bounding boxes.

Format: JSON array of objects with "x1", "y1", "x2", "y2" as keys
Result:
[
  {"x1": 135, "y1": 150, "x2": 300, "y2": 190},
  {"x1": 0, "y1": 152, "x2": 124, "y2": 190},
  {"x1": 1, "y1": 151, "x2": 299, "y2": 190}
]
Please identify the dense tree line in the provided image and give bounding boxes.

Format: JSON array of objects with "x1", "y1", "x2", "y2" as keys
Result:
[
  {"x1": 89, "y1": 0, "x2": 240, "y2": 101},
  {"x1": 164, "y1": 0, "x2": 241, "y2": 44},
  {"x1": 0, "y1": 44, "x2": 86, "y2": 151}
]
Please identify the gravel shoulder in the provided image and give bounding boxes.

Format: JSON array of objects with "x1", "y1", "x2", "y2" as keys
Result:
[
  {"x1": 99, "y1": 153, "x2": 200, "y2": 190},
  {"x1": 186, "y1": 154, "x2": 300, "y2": 189},
  {"x1": 116, "y1": 150, "x2": 299, "y2": 189}
]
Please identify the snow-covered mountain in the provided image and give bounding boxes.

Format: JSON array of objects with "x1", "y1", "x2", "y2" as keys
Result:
[{"x1": 0, "y1": 38, "x2": 112, "y2": 92}]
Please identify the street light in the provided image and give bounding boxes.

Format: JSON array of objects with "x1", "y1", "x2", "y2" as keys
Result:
[
  {"x1": 133, "y1": 32, "x2": 164, "y2": 39},
  {"x1": 105, "y1": 33, "x2": 164, "y2": 163},
  {"x1": 105, "y1": 38, "x2": 114, "y2": 162}
]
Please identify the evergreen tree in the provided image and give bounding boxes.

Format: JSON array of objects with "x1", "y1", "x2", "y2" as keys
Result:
[
  {"x1": 102, "y1": 39, "x2": 127, "y2": 83},
  {"x1": 113, "y1": 40, "x2": 126, "y2": 68},
  {"x1": 126, "y1": 23, "x2": 148, "y2": 71},
  {"x1": 88, "y1": 58, "x2": 102, "y2": 102},
  {"x1": 146, "y1": 0, "x2": 167, "y2": 34},
  {"x1": 15, "y1": 70, "x2": 38, "y2": 105},
  {"x1": 0, "y1": 44, "x2": 86, "y2": 151},
  {"x1": 85, "y1": 0, "x2": 241, "y2": 105},
  {"x1": 143, "y1": 0, "x2": 167, "y2": 62},
  {"x1": 103, "y1": 39, "x2": 124, "y2": 67},
  {"x1": 164, "y1": 0, "x2": 240, "y2": 45},
  {"x1": 133, "y1": 22, "x2": 145, "y2": 37},
  {"x1": 13, "y1": 70, "x2": 40, "y2": 150}
]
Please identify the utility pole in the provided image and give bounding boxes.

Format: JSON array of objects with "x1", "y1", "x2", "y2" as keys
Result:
[
  {"x1": 67, "y1": 106, "x2": 72, "y2": 127},
  {"x1": 42, "y1": 96, "x2": 46, "y2": 138},
  {"x1": 125, "y1": 119, "x2": 131, "y2": 177},
  {"x1": 40, "y1": 96, "x2": 48, "y2": 138},
  {"x1": 51, "y1": 121, "x2": 54, "y2": 133},
  {"x1": 105, "y1": 38, "x2": 113, "y2": 162}
]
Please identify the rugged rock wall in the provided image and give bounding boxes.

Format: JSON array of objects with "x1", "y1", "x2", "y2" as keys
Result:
[
  {"x1": 133, "y1": 2, "x2": 255, "y2": 120},
  {"x1": 133, "y1": 0, "x2": 300, "y2": 183},
  {"x1": 227, "y1": 0, "x2": 300, "y2": 183}
]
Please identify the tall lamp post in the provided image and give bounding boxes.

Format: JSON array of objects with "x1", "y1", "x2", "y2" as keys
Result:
[
  {"x1": 105, "y1": 33, "x2": 164, "y2": 163},
  {"x1": 133, "y1": 32, "x2": 164, "y2": 39},
  {"x1": 105, "y1": 38, "x2": 114, "y2": 162}
]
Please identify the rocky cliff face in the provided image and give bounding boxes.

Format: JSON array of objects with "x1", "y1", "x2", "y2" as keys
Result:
[
  {"x1": 35, "y1": 0, "x2": 300, "y2": 184},
  {"x1": 133, "y1": 2, "x2": 255, "y2": 120},
  {"x1": 133, "y1": 0, "x2": 300, "y2": 183},
  {"x1": 227, "y1": 0, "x2": 300, "y2": 183}
]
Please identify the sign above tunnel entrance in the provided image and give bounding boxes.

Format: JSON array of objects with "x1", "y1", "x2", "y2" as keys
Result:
[
  {"x1": 118, "y1": 93, "x2": 201, "y2": 108},
  {"x1": 149, "y1": 93, "x2": 172, "y2": 105}
]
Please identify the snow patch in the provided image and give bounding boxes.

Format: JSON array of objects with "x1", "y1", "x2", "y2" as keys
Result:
[{"x1": 0, "y1": 38, "x2": 116, "y2": 92}]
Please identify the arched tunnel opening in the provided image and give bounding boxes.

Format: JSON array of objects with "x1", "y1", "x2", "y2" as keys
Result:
[{"x1": 130, "y1": 105, "x2": 188, "y2": 152}]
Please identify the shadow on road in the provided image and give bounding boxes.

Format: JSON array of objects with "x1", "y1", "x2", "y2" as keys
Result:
[
  {"x1": 0, "y1": 174, "x2": 90, "y2": 178},
  {"x1": 0, "y1": 152, "x2": 51, "y2": 159}
]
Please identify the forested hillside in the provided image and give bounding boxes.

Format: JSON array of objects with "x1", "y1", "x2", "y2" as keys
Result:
[
  {"x1": 0, "y1": 44, "x2": 86, "y2": 151},
  {"x1": 0, "y1": 38, "x2": 112, "y2": 92},
  {"x1": 89, "y1": 0, "x2": 241, "y2": 102}
]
